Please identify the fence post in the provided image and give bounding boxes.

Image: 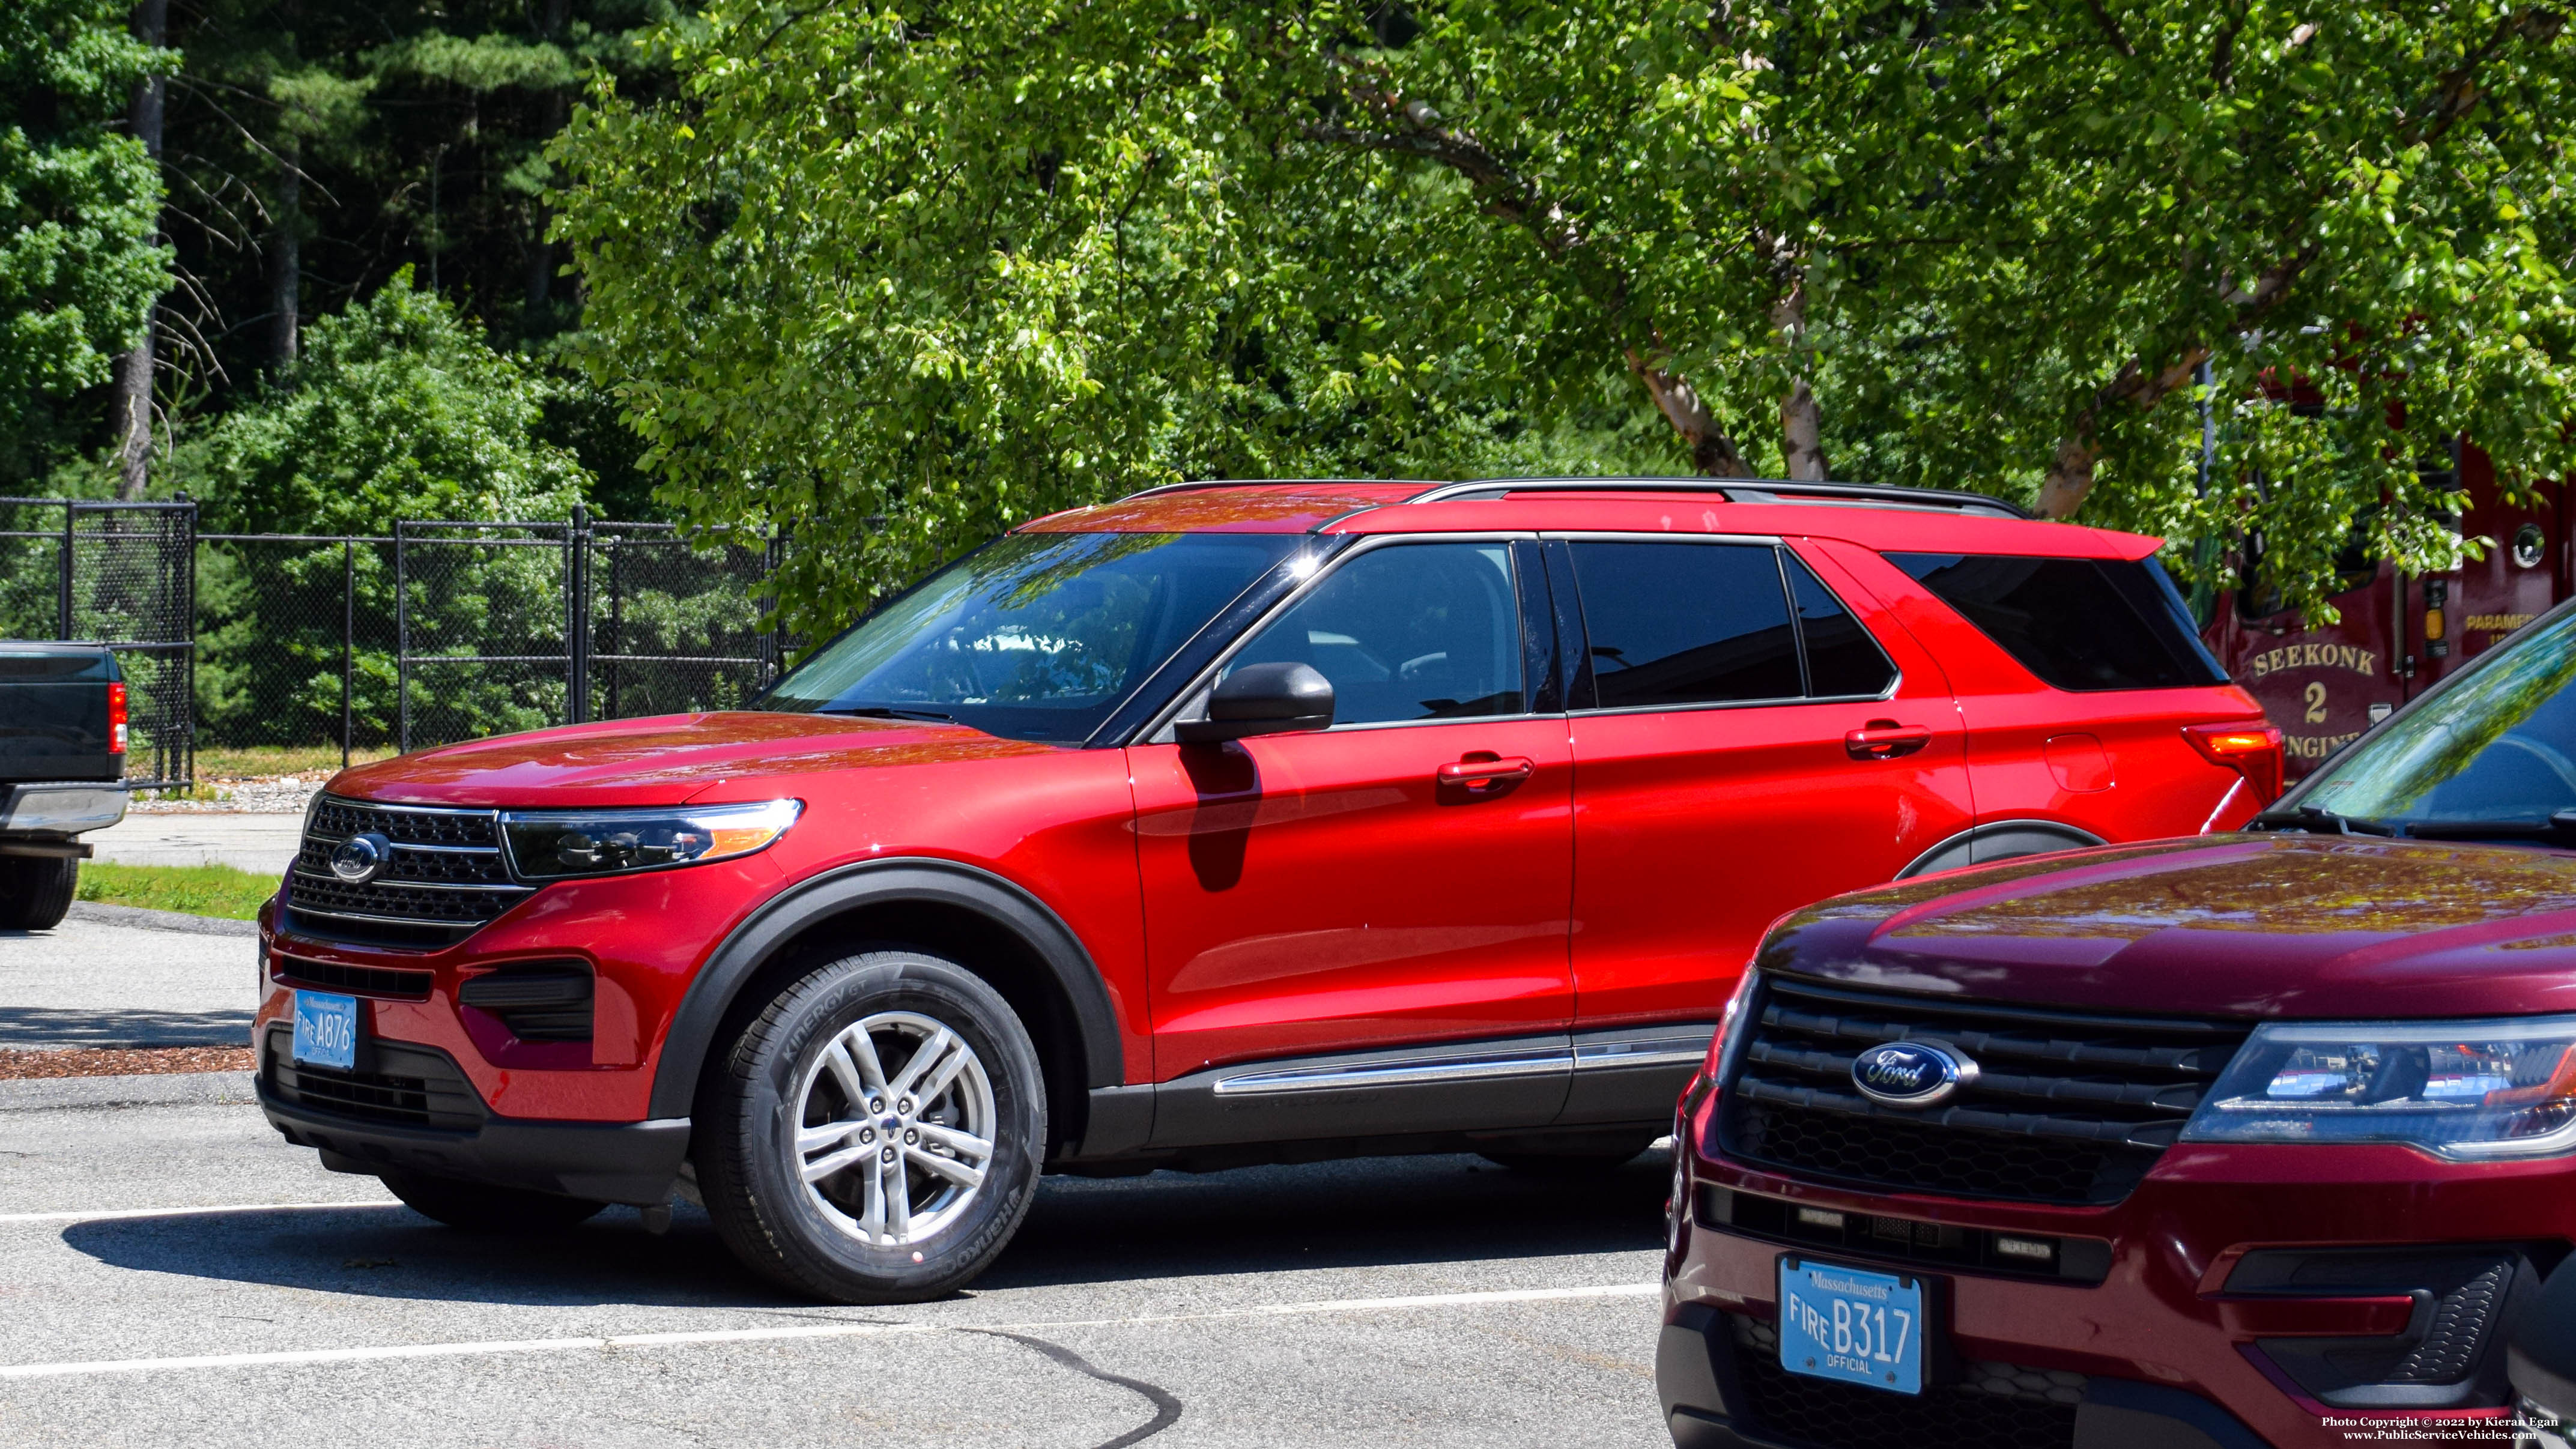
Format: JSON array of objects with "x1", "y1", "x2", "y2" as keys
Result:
[
  {"x1": 57, "y1": 501, "x2": 74, "y2": 640},
  {"x1": 342, "y1": 537, "x2": 355, "y2": 771},
  {"x1": 396, "y1": 522, "x2": 410, "y2": 754},
  {"x1": 567, "y1": 505, "x2": 591, "y2": 725}
]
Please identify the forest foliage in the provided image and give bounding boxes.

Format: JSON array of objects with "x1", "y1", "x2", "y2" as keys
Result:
[{"x1": 14, "y1": 0, "x2": 2576, "y2": 632}]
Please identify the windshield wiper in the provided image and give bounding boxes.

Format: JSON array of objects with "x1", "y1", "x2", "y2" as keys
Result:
[
  {"x1": 818, "y1": 704, "x2": 959, "y2": 722},
  {"x1": 2386, "y1": 811, "x2": 2576, "y2": 844},
  {"x1": 2249, "y1": 805, "x2": 2398, "y2": 836}
]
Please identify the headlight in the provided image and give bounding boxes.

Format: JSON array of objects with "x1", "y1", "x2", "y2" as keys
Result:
[
  {"x1": 2180, "y1": 1015, "x2": 2576, "y2": 1160},
  {"x1": 499, "y1": 799, "x2": 802, "y2": 880}
]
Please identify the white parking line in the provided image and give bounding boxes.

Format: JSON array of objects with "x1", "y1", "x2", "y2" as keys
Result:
[
  {"x1": 0, "y1": 1283, "x2": 1660, "y2": 1379},
  {"x1": 0, "y1": 1200, "x2": 404, "y2": 1226}
]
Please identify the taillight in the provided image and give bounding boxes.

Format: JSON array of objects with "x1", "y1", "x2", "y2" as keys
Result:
[
  {"x1": 106, "y1": 682, "x2": 128, "y2": 755},
  {"x1": 2183, "y1": 719, "x2": 2282, "y2": 804}
]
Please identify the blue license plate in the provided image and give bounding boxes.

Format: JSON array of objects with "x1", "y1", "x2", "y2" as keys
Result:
[
  {"x1": 291, "y1": 990, "x2": 359, "y2": 1071},
  {"x1": 1778, "y1": 1257, "x2": 1926, "y2": 1395}
]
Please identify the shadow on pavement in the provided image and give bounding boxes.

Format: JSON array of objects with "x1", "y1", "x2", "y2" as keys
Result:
[
  {"x1": 0, "y1": 1006, "x2": 256, "y2": 1048},
  {"x1": 62, "y1": 1151, "x2": 1669, "y2": 1308}
]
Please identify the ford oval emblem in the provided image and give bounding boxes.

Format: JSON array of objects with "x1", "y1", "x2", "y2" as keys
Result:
[
  {"x1": 329, "y1": 832, "x2": 390, "y2": 886},
  {"x1": 1851, "y1": 1041, "x2": 1977, "y2": 1109}
]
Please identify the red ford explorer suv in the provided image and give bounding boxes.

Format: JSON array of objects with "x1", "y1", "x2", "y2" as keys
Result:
[
  {"x1": 1659, "y1": 592, "x2": 2576, "y2": 1448},
  {"x1": 254, "y1": 477, "x2": 2274, "y2": 1303}
]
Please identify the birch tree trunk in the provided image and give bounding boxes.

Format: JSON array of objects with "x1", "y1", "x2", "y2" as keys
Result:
[{"x1": 268, "y1": 140, "x2": 301, "y2": 367}]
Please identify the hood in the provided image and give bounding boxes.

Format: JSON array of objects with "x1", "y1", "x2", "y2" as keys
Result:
[
  {"x1": 326, "y1": 711, "x2": 1053, "y2": 808},
  {"x1": 1762, "y1": 834, "x2": 2576, "y2": 1021}
]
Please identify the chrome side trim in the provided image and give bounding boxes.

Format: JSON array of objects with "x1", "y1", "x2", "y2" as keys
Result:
[
  {"x1": 1574, "y1": 1029, "x2": 1716, "y2": 1072},
  {"x1": 1212, "y1": 1046, "x2": 1571, "y2": 1097}
]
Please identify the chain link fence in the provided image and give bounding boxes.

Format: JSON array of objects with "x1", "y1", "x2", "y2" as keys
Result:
[
  {"x1": 3, "y1": 500, "x2": 791, "y2": 787},
  {"x1": 1, "y1": 498, "x2": 196, "y2": 789}
]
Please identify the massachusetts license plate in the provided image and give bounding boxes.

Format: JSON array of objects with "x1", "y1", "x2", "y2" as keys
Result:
[
  {"x1": 1778, "y1": 1257, "x2": 1926, "y2": 1395},
  {"x1": 291, "y1": 990, "x2": 359, "y2": 1071}
]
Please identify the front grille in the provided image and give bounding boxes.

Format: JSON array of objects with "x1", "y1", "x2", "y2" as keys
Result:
[
  {"x1": 271, "y1": 957, "x2": 433, "y2": 999},
  {"x1": 283, "y1": 796, "x2": 529, "y2": 948},
  {"x1": 1730, "y1": 1314, "x2": 2081, "y2": 1449},
  {"x1": 1720, "y1": 977, "x2": 2250, "y2": 1206},
  {"x1": 260, "y1": 1026, "x2": 485, "y2": 1130}
]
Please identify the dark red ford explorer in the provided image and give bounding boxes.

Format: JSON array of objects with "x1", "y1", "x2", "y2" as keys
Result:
[
  {"x1": 251, "y1": 477, "x2": 2275, "y2": 1304},
  {"x1": 1661, "y1": 593, "x2": 2576, "y2": 1448}
]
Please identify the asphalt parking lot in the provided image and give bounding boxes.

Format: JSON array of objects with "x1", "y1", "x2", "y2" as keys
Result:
[{"x1": 0, "y1": 912, "x2": 1674, "y2": 1448}]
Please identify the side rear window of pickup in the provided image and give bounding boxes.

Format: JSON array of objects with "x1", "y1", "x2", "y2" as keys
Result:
[{"x1": 1886, "y1": 552, "x2": 2227, "y2": 692}]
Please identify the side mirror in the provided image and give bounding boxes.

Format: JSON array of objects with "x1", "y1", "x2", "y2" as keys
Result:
[
  {"x1": 1175, "y1": 662, "x2": 1334, "y2": 744},
  {"x1": 2509, "y1": 1259, "x2": 2576, "y2": 1429}
]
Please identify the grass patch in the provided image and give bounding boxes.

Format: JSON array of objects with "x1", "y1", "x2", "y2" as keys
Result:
[
  {"x1": 194, "y1": 743, "x2": 399, "y2": 778},
  {"x1": 76, "y1": 862, "x2": 277, "y2": 921}
]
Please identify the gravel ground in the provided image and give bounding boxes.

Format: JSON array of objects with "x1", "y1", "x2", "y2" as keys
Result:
[
  {"x1": 130, "y1": 776, "x2": 324, "y2": 815},
  {"x1": 0, "y1": 1047, "x2": 256, "y2": 1080}
]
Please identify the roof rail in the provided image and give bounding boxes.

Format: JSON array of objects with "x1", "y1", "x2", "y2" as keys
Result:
[
  {"x1": 1114, "y1": 478, "x2": 1440, "y2": 502},
  {"x1": 1410, "y1": 476, "x2": 2034, "y2": 520}
]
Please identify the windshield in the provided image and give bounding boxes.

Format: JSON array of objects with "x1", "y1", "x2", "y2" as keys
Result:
[
  {"x1": 2293, "y1": 602, "x2": 2576, "y2": 828},
  {"x1": 757, "y1": 531, "x2": 1300, "y2": 743}
]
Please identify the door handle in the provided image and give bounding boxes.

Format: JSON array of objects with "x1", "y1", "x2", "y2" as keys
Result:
[
  {"x1": 1437, "y1": 754, "x2": 1536, "y2": 785},
  {"x1": 1846, "y1": 722, "x2": 1933, "y2": 761}
]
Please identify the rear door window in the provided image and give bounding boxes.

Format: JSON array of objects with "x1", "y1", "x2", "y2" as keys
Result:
[
  {"x1": 1886, "y1": 552, "x2": 2227, "y2": 692},
  {"x1": 1566, "y1": 542, "x2": 1802, "y2": 707}
]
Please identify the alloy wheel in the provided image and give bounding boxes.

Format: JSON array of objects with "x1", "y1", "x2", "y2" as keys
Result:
[{"x1": 791, "y1": 1010, "x2": 996, "y2": 1247}]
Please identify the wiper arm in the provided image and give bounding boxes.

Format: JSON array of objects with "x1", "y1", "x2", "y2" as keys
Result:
[
  {"x1": 818, "y1": 704, "x2": 959, "y2": 722},
  {"x1": 2249, "y1": 805, "x2": 2397, "y2": 836}
]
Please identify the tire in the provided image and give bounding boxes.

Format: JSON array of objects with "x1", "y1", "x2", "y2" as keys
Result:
[
  {"x1": 1479, "y1": 1136, "x2": 1656, "y2": 1176},
  {"x1": 696, "y1": 949, "x2": 1046, "y2": 1304},
  {"x1": 0, "y1": 856, "x2": 78, "y2": 931},
  {"x1": 380, "y1": 1172, "x2": 607, "y2": 1232}
]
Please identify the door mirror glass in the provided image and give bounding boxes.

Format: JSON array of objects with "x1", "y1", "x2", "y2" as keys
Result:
[{"x1": 1217, "y1": 542, "x2": 1525, "y2": 727}]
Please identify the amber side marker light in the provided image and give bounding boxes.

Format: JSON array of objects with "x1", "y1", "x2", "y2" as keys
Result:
[{"x1": 2183, "y1": 721, "x2": 2285, "y2": 805}]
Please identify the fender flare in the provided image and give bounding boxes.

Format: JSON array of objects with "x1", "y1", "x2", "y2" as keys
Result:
[
  {"x1": 1897, "y1": 819, "x2": 2108, "y2": 880},
  {"x1": 646, "y1": 857, "x2": 1129, "y2": 1119}
]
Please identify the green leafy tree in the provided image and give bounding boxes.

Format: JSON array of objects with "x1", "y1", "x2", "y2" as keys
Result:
[
  {"x1": 1, "y1": 0, "x2": 171, "y2": 485},
  {"x1": 174, "y1": 270, "x2": 587, "y2": 745}
]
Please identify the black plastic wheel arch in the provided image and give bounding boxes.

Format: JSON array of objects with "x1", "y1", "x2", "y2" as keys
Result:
[{"x1": 645, "y1": 858, "x2": 1130, "y2": 1120}]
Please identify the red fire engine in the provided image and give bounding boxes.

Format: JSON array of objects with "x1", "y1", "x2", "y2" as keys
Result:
[{"x1": 2202, "y1": 441, "x2": 2563, "y2": 778}]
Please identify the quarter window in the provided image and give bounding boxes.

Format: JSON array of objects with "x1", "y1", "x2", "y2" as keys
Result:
[
  {"x1": 1784, "y1": 552, "x2": 1897, "y2": 698},
  {"x1": 1887, "y1": 553, "x2": 2227, "y2": 692},
  {"x1": 1568, "y1": 542, "x2": 1803, "y2": 708},
  {"x1": 1225, "y1": 542, "x2": 1525, "y2": 725}
]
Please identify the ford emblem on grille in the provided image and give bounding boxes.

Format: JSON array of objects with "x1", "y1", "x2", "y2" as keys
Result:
[
  {"x1": 329, "y1": 832, "x2": 392, "y2": 886},
  {"x1": 1850, "y1": 1041, "x2": 1977, "y2": 1109}
]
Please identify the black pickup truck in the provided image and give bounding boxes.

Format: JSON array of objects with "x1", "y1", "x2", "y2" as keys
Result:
[{"x1": 0, "y1": 644, "x2": 129, "y2": 929}]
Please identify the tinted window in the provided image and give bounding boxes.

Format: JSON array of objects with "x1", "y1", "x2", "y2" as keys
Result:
[
  {"x1": 1887, "y1": 553, "x2": 2227, "y2": 692},
  {"x1": 1226, "y1": 542, "x2": 1524, "y2": 725},
  {"x1": 760, "y1": 531, "x2": 1298, "y2": 742},
  {"x1": 1784, "y1": 553, "x2": 1896, "y2": 697},
  {"x1": 1569, "y1": 542, "x2": 1801, "y2": 708}
]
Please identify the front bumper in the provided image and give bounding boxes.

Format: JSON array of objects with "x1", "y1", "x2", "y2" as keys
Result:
[
  {"x1": 254, "y1": 1024, "x2": 689, "y2": 1206},
  {"x1": 1660, "y1": 1097, "x2": 2572, "y2": 1449}
]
